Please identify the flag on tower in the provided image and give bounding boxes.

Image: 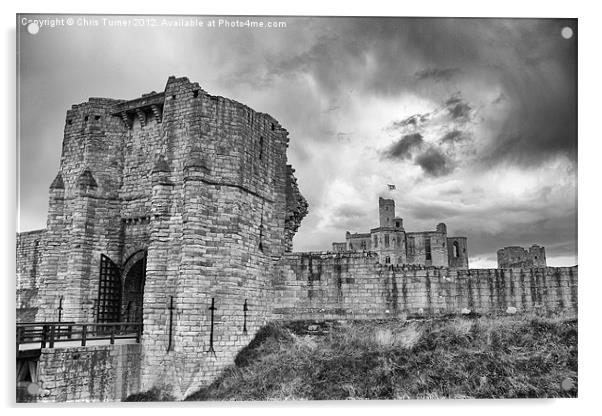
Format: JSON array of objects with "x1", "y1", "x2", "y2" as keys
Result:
[{"x1": 387, "y1": 184, "x2": 396, "y2": 191}]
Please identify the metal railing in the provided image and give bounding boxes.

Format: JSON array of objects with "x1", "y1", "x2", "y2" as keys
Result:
[{"x1": 16, "y1": 322, "x2": 143, "y2": 350}]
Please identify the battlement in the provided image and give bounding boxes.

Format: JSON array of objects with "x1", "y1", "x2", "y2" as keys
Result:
[
  {"x1": 110, "y1": 91, "x2": 165, "y2": 127},
  {"x1": 498, "y1": 244, "x2": 547, "y2": 268}
]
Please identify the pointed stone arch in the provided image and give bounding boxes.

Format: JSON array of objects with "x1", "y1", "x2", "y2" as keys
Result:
[{"x1": 121, "y1": 250, "x2": 147, "y2": 324}]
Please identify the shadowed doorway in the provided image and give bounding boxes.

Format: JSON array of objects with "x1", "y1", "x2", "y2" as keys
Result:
[{"x1": 122, "y1": 250, "x2": 147, "y2": 324}]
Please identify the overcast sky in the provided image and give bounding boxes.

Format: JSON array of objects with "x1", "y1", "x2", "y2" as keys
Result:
[{"x1": 17, "y1": 15, "x2": 577, "y2": 267}]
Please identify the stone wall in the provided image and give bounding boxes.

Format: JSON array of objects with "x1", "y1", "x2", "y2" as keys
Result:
[
  {"x1": 16, "y1": 229, "x2": 45, "y2": 322},
  {"x1": 29, "y1": 344, "x2": 141, "y2": 402},
  {"x1": 447, "y1": 237, "x2": 469, "y2": 269},
  {"x1": 272, "y1": 252, "x2": 577, "y2": 321},
  {"x1": 406, "y1": 231, "x2": 448, "y2": 267},
  {"x1": 371, "y1": 228, "x2": 406, "y2": 265},
  {"x1": 36, "y1": 96, "x2": 128, "y2": 323},
  {"x1": 346, "y1": 232, "x2": 371, "y2": 250},
  {"x1": 498, "y1": 245, "x2": 547, "y2": 268},
  {"x1": 134, "y1": 77, "x2": 306, "y2": 398}
]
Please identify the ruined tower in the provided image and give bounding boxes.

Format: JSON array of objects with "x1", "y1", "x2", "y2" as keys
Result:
[
  {"x1": 497, "y1": 245, "x2": 546, "y2": 268},
  {"x1": 378, "y1": 197, "x2": 396, "y2": 228}
]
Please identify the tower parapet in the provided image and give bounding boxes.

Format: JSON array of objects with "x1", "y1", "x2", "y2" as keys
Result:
[{"x1": 378, "y1": 197, "x2": 396, "y2": 228}]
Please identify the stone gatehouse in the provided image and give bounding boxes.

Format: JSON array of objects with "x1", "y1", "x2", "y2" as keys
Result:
[{"x1": 17, "y1": 76, "x2": 308, "y2": 397}]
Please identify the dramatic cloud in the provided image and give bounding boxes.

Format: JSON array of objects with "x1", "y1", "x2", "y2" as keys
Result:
[
  {"x1": 445, "y1": 96, "x2": 472, "y2": 121},
  {"x1": 388, "y1": 114, "x2": 430, "y2": 130},
  {"x1": 415, "y1": 147, "x2": 454, "y2": 177},
  {"x1": 18, "y1": 16, "x2": 577, "y2": 267},
  {"x1": 381, "y1": 92, "x2": 475, "y2": 178},
  {"x1": 382, "y1": 133, "x2": 424, "y2": 160},
  {"x1": 440, "y1": 130, "x2": 465, "y2": 144}
]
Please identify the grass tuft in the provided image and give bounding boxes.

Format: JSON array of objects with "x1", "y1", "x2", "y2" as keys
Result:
[{"x1": 124, "y1": 386, "x2": 175, "y2": 402}]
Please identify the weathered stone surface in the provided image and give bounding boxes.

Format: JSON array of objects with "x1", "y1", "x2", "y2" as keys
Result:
[
  {"x1": 272, "y1": 252, "x2": 577, "y2": 321},
  {"x1": 497, "y1": 245, "x2": 547, "y2": 268},
  {"x1": 16, "y1": 230, "x2": 45, "y2": 322},
  {"x1": 25, "y1": 344, "x2": 141, "y2": 403}
]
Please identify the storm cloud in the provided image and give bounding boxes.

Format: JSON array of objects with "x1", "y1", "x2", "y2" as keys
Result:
[
  {"x1": 415, "y1": 147, "x2": 454, "y2": 177},
  {"x1": 440, "y1": 130, "x2": 465, "y2": 144},
  {"x1": 445, "y1": 96, "x2": 472, "y2": 121},
  {"x1": 18, "y1": 15, "x2": 577, "y2": 267},
  {"x1": 382, "y1": 133, "x2": 424, "y2": 160},
  {"x1": 259, "y1": 18, "x2": 577, "y2": 165}
]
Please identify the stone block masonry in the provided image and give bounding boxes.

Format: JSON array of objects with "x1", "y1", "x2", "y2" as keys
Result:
[
  {"x1": 23, "y1": 344, "x2": 141, "y2": 403},
  {"x1": 272, "y1": 252, "x2": 577, "y2": 320},
  {"x1": 16, "y1": 230, "x2": 45, "y2": 322},
  {"x1": 498, "y1": 245, "x2": 547, "y2": 268}
]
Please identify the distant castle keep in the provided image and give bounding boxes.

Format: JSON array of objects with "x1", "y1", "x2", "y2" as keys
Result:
[
  {"x1": 332, "y1": 197, "x2": 469, "y2": 268},
  {"x1": 497, "y1": 245, "x2": 547, "y2": 268}
]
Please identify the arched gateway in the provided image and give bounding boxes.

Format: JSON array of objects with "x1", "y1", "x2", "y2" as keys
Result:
[
  {"x1": 121, "y1": 251, "x2": 147, "y2": 324},
  {"x1": 96, "y1": 250, "x2": 147, "y2": 325}
]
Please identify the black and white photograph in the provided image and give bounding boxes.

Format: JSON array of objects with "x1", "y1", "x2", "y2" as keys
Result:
[{"x1": 11, "y1": 5, "x2": 585, "y2": 407}]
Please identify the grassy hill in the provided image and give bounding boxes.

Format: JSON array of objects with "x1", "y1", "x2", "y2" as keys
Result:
[{"x1": 184, "y1": 314, "x2": 577, "y2": 401}]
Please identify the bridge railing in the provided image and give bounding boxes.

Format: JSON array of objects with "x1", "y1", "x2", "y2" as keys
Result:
[{"x1": 16, "y1": 322, "x2": 143, "y2": 350}]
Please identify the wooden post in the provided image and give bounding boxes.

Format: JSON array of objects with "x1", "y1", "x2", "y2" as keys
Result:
[
  {"x1": 167, "y1": 296, "x2": 175, "y2": 352},
  {"x1": 49, "y1": 325, "x2": 55, "y2": 348},
  {"x1": 41, "y1": 324, "x2": 48, "y2": 349},
  {"x1": 243, "y1": 299, "x2": 248, "y2": 335},
  {"x1": 16, "y1": 326, "x2": 22, "y2": 352},
  {"x1": 81, "y1": 325, "x2": 87, "y2": 346},
  {"x1": 110, "y1": 325, "x2": 115, "y2": 345},
  {"x1": 57, "y1": 296, "x2": 63, "y2": 323},
  {"x1": 208, "y1": 298, "x2": 216, "y2": 355}
]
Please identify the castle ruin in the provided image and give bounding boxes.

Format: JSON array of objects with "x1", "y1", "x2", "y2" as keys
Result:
[
  {"x1": 497, "y1": 245, "x2": 547, "y2": 268},
  {"x1": 332, "y1": 197, "x2": 469, "y2": 268},
  {"x1": 16, "y1": 77, "x2": 577, "y2": 402}
]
